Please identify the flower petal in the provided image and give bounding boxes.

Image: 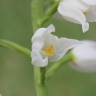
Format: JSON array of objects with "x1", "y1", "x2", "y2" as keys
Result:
[
  {"x1": 32, "y1": 50, "x2": 48, "y2": 67},
  {"x1": 86, "y1": 6, "x2": 96, "y2": 22},
  {"x1": 32, "y1": 24, "x2": 55, "y2": 42},
  {"x1": 58, "y1": 1, "x2": 89, "y2": 32},
  {"x1": 46, "y1": 24, "x2": 55, "y2": 33},
  {"x1": 70, "y1": 41, "x2": 96, "y2": 72},
  {"x1": 82, "y1": 0, "x2": 96, "y2": 5},
  {"x1": 82, "y1": 22, "x2": 89, "y2": 33},
  {"x1": 32, "y1": 28, "x2": 46, "y2": 42},
  {"x1": 48, "y1": 36, "x2": 80, "y2": 61}
]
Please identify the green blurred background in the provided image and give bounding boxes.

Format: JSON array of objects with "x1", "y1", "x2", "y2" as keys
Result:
[{"x1": 0, "y1": 0, "x2": 96, "y2": 96}]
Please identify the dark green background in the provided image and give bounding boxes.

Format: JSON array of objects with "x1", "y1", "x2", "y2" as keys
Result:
[{"x1": 0, "y1": 0, "x2": 96, "y2": 96}]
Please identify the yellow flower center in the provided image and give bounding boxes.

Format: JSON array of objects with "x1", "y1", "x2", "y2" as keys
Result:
[{"x1": 42, "y1": 44, "x2": 55, "y2": 57}]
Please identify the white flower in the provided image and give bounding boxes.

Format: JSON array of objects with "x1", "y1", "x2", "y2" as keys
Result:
[
  {"x1": 71, "y1": 41, "x2": 96, "y2": 72},
  {"x1": 82, "y1": 0, "x2": 96, "y2": 5},
  {"x1": 32, "y1": 24, "x2": 79, "y2": 67},
  {"x1": 58, "y1": 0, "x2": 96, "y2": 33}
]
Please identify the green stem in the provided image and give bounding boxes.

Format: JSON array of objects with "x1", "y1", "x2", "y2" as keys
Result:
[
  {"x1": 34, "y1": 67, "x2": 48, "y2": 96},
  {"x1": 0, "y1": 39, "x2": 31, "y2": 57},
  {"x1": 40, "y1": 0, "x2": 59, "y2": 26},
  {"x1": 31, "y1": 0, "x2": 44, "y2": 31},
  {"x1": 46, "y1": 53, "x2": 72, "y2": 79}
]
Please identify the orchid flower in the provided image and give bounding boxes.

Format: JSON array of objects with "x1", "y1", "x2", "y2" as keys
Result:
[
  {"x1": 32, "y1": 24, "x2": 79, "y2": 67},
  {"x1": 58, "y1": 0, "x2": 96, "y2": 33},
  {"x1": 71, "y1": 41, "x2": 96, "y2": 72}
]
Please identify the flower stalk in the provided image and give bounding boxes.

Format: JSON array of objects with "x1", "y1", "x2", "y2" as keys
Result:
[
  {"x1": 46, "y1": 52, "x2": 72, "y2": 79},
  {"x1": 33, "y1": 67, "x2": 48, "y2": 96},
  {"x1": 33, "y1": 66, "x2": 48, "y2": 96},
  {"x1": 31, "y1": 0, "x2": 44, "y2": 31},
  {"x1": 39, "y1": 0, "x2": 60, "y2": 26}
]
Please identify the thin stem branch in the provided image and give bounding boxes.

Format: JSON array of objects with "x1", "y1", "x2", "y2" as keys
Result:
[
  {"x1": 39, "y1": 0, "x2": 59, "y2": 26},
  {"x1": 31, "y1": 0, "x2": 44, "y2": 31},
  {"x1": 0, "y1": 39, "x2": 31, "y2": 57},
  {"x1": 46, "y1": 53, "x2": 72, "y2": 79}
]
